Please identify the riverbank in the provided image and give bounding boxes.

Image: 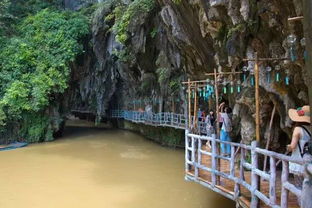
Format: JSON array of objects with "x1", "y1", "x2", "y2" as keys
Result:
[{"x1": 115, "y1": 119, "x2": 185, "y2": 148}]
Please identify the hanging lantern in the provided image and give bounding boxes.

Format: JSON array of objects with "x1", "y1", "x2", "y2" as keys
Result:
[
  {"x1": 210, "y1": 80, "x2": 215, "y2": 94},
  {"x1": 198, "y1": 88, "x2": 202, "y2": 97},
  {"x1": 266, "y1": 66, "x2": 272, "y2": 83},
  {"x1": 230, "y1": 81, "x2": 234, "y2": 94},
  {"x1": 242, "y1": 66, "x2": 248, "y2": 81},
  {"x1": 285, "y1": 69, "x2": 290, "y2": 85},
  {"x1": 301, "y1": 37, "x2": 307, "y2": 60},
  {"x1": 275, "y1": 65, "x2": 281, "y2": 82},
  {"x1": 249, "y1": 66, "x2": 255, "y2": 86},
  {"x1": 223, "y1": 79, "x2": 227, "y2": 94},
  {"x1": 237, "y1": 80, "x2": 241, "y2": 93},
  {"x1": 286, "y1": 34, "x2": 297, "y2": 62}
]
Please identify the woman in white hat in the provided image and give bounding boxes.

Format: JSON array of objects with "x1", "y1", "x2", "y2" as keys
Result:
[{"x1": 287, "y1": 105, "x2": 311, "y2": 189}]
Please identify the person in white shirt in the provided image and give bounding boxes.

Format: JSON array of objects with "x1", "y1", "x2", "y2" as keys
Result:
[{"x1": 219, "y1": 102, "x2": 232, "y2": 156}]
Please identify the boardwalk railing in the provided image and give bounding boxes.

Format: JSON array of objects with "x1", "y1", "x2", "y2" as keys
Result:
[
  {"x1": 111, "y1": 110, "x2": 207, "y2": 133},
  {"x1": 185, "y1": 131, "x2": 303, "y2": 208}
]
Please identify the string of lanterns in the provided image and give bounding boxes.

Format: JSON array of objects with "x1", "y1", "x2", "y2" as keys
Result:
[
  {"x1": 127, "y1": 97, "x2": 181, "y2": 105},
  {"x1": 286, "y1": 34, "x2": 306, "y2": 61},
  {"x1": 188, "y1": 64, "x2": 293, "y2": 101}
]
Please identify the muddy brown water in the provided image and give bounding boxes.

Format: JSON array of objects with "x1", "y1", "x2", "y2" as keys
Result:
[{"x1": 0, "y1": 125, "x2": 234, "y2": 208}]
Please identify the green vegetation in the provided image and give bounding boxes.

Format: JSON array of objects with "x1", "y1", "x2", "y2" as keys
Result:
[
  {"x1": 19, "y1": 113, "x2": 54, "y2": 142},
  {"x1": 0, "y1": 0, "x2": 11, "y2": 29},
  {"x1": 156, "y1": 67, "x2": 181, "y2": 96},
  {"x1": 150, "y1": 27, "x2": 158, "y2": 38},
  {"x1": 171, "y1": 0, "x2": 181, "y2": 4},
  {"x1": 156, "y1": 67, "x2": 171, "y2": 85},
  {"x1": 227, "y1": 23, "x2": 245, "y2": 39},
  {"x1": 0, "y1": 5, "x2": 89, "y2": 142},
  {"x1": 110, "y1": 0, "x2": 156, "y2": 44}
]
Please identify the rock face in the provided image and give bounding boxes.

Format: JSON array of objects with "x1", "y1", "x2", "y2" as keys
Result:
[
  {"x1": 62, "y1": 3, "x2": 122, "y2": 121},
  {"x1": 63, "y1": 0, "x2": 308, "y2": 151},
  {"x1": 64, "y1": 0, "x2": 100, "y2": 10}
]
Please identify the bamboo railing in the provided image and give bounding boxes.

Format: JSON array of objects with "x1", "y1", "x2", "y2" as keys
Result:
[{"x1": 185, "y1": 132, "x2": 303, "y2": 208}]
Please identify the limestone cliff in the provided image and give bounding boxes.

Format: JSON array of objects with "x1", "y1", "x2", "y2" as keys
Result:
[{"x1": 63, "y1": 0, "x2": 308, "y2": 151}]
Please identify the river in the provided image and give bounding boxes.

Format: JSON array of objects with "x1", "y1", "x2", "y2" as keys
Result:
[{"x1": 0, "y1": 125, "x2": 234, "y2": 208}]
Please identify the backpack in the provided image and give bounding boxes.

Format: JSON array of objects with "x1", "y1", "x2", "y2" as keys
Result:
[{"x1": 299, "y1": 126, "x2": 312, "y2": 157}]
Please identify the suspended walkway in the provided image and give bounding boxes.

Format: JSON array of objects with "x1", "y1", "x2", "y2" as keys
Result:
[
  {"x1": 111, "y1": 110, "x2": 304, "y2": 208},
  {"x1": 111, "y1": 110, "x2": 208, "y2": 133}
]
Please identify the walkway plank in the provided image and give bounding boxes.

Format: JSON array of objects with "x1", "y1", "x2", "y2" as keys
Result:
[{"x1": 186, "y1": 145, "x2": 300, "y2": 208}]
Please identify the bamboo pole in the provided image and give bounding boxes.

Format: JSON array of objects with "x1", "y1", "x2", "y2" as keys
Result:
[
  {"x1": 242, "y1": 57, "x2": 289, "y2": 62},
  {"x1": 251, "y1": 141, "x2": 259, "y2": 207},
  {"x1": 182, "y1": 72, "x2": 242, "y2": 84},
  {"x1": 214, "y1": 69, "x2": 220, "y2": 139},
  {"x1": 288, "y1": 16, "x2": 304, "y2": 21},
  {"x1": 205, "y1": 71, "x2": 243, "y2": 76},
  {"x1": 193, "y1": 84, "x2": 198, "y2": 131},
  {"x1": 263, "y1": 105, "x2": 276, "y2": 172},
  {"x1": 214, "y1": 68, "x2": 221, "y2": 185},
  {"x1": 188, "y1": 78, "x2": 191, "y2": 129},
  {"x1": 255, "y1": 53, "x2": 261, "y2": 143}
]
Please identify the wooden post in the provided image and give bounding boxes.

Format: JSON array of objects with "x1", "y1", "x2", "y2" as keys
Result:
[
  {"x1": 214, "y1": 68, "x2": 221, "y2": 185},
  {"x1": 191, "y1": 136, "x2": 196, "y2": 177},
  {"x1": 238, "y1": 147, "x2": 245, "y2": 199},
  {"x1": 211, "y1": 136, "x2": 217, "y2": 186},
  {"x1": 214, "y1": 68, "x2": 220, "y2": 139},
  {"x1": 251, "y1": 141, "x2": 259, "y2": 207},
  {"x1": 301, "y1": 155, "x2": 312, "y2": 208},
  {"x1": 230, "y1": 145, "x2": 235, "y2": 177},
  {"x1": 254, "y1": 53, "x2": 261, "y2": 143},
  {"x1": 196, "y1": 138, "x2": 202, "y2": 179},
  {"x1": 303, "y1": 0, "x2": 312, "y2": 123},
  {"x1": 281, "y1": 161, "x2": 289, "y2": 208},
  {"x1": 188, "y1": 79, "x2": 191, "y2": 129},
  {"x1": 263, "y1": 105, "x2": 276, "y2": 172},
  {"x1": 193, "y1": 84, "x2": 198, "y2": 131},
  {"x1": 185, "y1": 130, "x2": 190, "y2": 173},
  {"x1": 269, "y1": 156, "x2": 277, "y2": 205}
]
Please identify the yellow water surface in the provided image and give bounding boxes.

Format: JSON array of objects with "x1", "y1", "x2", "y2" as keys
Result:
[{"x1": 0, "y1": 126, "x2": 234, "y2": 208}]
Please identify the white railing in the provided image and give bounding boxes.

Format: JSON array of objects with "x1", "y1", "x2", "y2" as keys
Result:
[
  {"x1": 111, "y1": 110, "x2": 207, "y2": 132},
  {"x1": 111, "y1": 109, "x2": 308, "y2": 207},
  {"x1": 185, "y1": 131, "x2": 303, "y2": 208}
]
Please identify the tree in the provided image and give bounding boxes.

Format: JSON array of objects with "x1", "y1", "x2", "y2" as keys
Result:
[
  {"x1": 0, "y1": 9, "x2": 89, "y2": 141},
  {"x1": 0, "y1": 0, "x2": 12, "y2": 33}
]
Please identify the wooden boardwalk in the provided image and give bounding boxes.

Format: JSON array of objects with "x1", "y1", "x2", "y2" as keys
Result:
[
  {"x1": 186, "y1": 144, "x2": 299, "y2": 208},
  {"x1": 111, "y1": 110, "x2": 304, "y2": 207},
  {"x1": 112, "y1": 110, "x2": 197, "y2": 131},
  {"x1": 185, "y1": 133, "x2": 303, "y2": 208}
]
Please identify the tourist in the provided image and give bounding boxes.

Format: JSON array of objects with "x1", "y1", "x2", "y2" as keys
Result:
[
  {"x1": 201, "y1": 110, "x2": 206, "y2": 121},
  {"x1": 198, "y1": 108, "x2": 202, "y2": 122},
  {"x1": 287, "y1": 105, "x2": 311, "y2": 190},
  {"x1": 205, "y1": 110, "x2": 216, "y2": 137},
  {"x1": 219, "y1": 102, "x2": 232, "y2": 156}
]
